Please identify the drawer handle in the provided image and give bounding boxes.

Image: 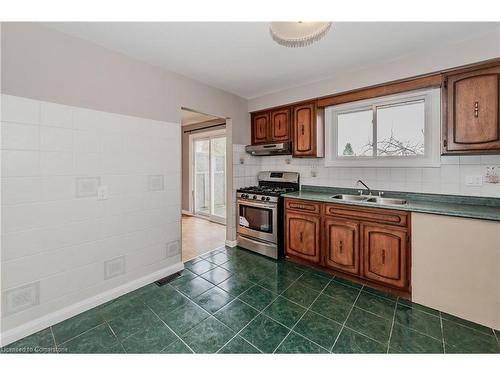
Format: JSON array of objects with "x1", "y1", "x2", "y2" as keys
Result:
[
  {"x1": 339, "y1": 240, "x2": 343, "y2": 254},
  {"x1": 381, "y1": 249, "x2": 386, "y2": 265},
  {"x1": 474, "y1": 101, "x2": 479, "y2": 118},
  {"x1": 291, "y1": 204, "x2": 312, "y2": 210}
]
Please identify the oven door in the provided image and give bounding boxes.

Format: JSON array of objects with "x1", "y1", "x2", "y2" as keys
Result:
[{"x1": 237, "y1": 199, "x2": 277, "y2": 243}]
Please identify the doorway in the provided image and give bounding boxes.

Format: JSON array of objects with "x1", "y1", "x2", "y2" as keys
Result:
[
  {"x1": 191, "y1": 130, "x2": 226, "y2": 223},
  {"x1": 181, "y1": 108, "x2": 227, "y2": 261}
]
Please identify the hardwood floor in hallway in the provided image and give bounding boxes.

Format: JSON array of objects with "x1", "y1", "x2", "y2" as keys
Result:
[{"x1": 182, "y1": 215, "x2": 226, "y2": 261}]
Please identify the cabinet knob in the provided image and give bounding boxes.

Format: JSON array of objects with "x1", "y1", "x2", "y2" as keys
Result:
[{"x1": 474, "y1": 101, "x2": 479, "y2": 118}]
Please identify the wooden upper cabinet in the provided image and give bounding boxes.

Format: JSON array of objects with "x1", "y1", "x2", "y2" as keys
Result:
[
  {"x1": 270, "y1": 108, "x2": 291, "y2": 142},
  {"x1": 443, "y1": 64, "x2": 500, "y2": 153},
  {"x1": 293, "y1": 102, "x2": 316, "y2": 157},
  {"x1": 251, "y1": 112, "x2": 270, "y2": 144},
  {"x1": 323, "y1": 218, "x2": 359, "y2": 275},
  {"x1": 285, "y1": 211, "x2": 321, "y2": 264},
  {"x1": 362, "y1": 224, "x2": 408, "y2": 289}
]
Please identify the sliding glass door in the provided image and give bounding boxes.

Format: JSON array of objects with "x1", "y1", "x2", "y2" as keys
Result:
[{"x1": 191, "y1": 131, "x2": 226, "y2": 223}]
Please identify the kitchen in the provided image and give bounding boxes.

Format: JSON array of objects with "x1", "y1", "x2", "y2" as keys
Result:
[{"x1": 0, "y1": 6, "x2": 499, "y2": 371}]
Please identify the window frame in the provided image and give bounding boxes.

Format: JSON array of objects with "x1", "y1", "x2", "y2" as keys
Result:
[{"x1": 325, "y1": 88, "x2": 441, "y2": 168}]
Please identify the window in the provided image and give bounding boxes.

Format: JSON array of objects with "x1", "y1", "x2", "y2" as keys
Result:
[{"x1": 325, "y1": 88, "x2": 440, "y2": 167}]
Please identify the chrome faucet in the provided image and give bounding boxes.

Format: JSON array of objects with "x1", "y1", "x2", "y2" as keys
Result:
[{"x1": 356, "y1": 180, "x2": 372, "y2": 196}]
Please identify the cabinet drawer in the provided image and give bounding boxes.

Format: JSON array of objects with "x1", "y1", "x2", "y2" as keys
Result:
[
  {"x1": 285, "y1": 199, "x2": 321, "y2": 214},
  {"x1": 324, "y1": 204, "x2": 408, "y2": 227}
]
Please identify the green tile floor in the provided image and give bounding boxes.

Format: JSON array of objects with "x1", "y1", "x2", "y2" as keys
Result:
[{"x1": 2, "y1": 246, "x2": 500, "y2": 354}]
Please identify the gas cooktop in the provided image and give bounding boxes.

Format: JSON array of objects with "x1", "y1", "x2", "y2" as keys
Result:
[{"x1": 236, "y1": 185, "x2": 296, "y2": 197}]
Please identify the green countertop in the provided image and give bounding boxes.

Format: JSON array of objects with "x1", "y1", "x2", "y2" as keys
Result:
[{"x1": 282, "y1": 186, "x2": 500, "y2": 222}]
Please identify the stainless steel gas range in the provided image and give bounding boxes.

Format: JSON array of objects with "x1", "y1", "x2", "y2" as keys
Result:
[{"x1": 236, "y1": 171, "x2": 300, "y2": 259}]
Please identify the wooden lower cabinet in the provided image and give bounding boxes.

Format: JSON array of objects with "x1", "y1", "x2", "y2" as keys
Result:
[
  {"x1": 323, "y1": 218, "x2": 359, "y2": 275},
  {"x1": 284, "y1": 211, "x2": 321, "y2": 263},
  {"x1": 284, "y1": 198, "x2": 411, "y2": 294},
  {"x1": 362, "y1": 224, "x2": 409, "y2": 289}
]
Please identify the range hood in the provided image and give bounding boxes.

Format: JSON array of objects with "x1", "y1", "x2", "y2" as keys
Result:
[{"x1": 245, "y1": 142, "x2": 291, "y2": 156}]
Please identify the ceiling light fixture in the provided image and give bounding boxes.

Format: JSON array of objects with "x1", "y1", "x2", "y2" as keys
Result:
[{"x1": 269, "y1": 22, "x2": 332, "y2": 48}]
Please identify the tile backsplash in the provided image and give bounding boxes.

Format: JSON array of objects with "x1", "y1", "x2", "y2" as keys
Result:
[
  {"x1": 233, "y1": 144, "x2": 500, "y2": 198},
  {"x1": 1, "y1": 94, "x2": 182, "y2": 334}
]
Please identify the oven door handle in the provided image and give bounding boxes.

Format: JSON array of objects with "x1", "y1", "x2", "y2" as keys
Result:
[{"x1": 237, "y1": 200, "x2": 276, "y2": 210}]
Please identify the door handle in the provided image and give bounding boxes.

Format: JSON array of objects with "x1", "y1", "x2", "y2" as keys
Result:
[
  {"x1": 301, "y1": 124, "x2": 304, "y2": 135},
  {"x1": 339, "y1": 240, "x2": 343, "y2": 254},
  {"x1": 381, "y1": 249, "x2": 386, "y2": 265},
  {"x1": 299, "y1": 232, "x2": 303, "y2": 242},
  {"x1": 474, "y1": 101, "x2": 479, "y2": 118}
]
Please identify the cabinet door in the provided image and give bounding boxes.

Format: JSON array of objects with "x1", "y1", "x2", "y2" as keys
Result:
[
  {"x1": 251, "y1": 112, "x2": 270, "y2": 144},
  {"x1": 285, "y1": 211, "x2": 321, "y2": 264},
  {"x1": 293, "y1": 103, "x2": 316, "y2": 156},
  {"x1": 445, "y1": 66, "x2": 500, "y2": 152},
  {"x1": 270, "y1": 108, "x2": 290, "y2": 142},
  {"x1": 362, "y1": 224, "x2": 408, "y2": 289},
  {"x1": 323, "y1": 218, "x2": 359, "y2": 275}
]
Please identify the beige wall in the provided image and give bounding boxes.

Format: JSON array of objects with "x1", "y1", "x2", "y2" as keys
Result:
[
  {"x1": 248, "y1": 29, "x2": 500, "y2": 111},
  {"x1": 412, "y1": 213, "x2": 500, "y2": 330},
  {"x1": 1, "y1": 22, "x2": 250, "y2": 144},
  {"x1": 0, "y1": 22, "x2": 248, "y2": 344},
  {"x1": 181, "y1": 120, "x2": 226, "y2": 212}
]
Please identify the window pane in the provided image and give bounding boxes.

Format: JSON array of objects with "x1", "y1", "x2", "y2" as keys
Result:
[
  {"x1": 337, "y1": 110, "x2": 373, "y2": 157},
  {"x1": 376, "y1": 101, "x2": 425, "y2": 156}
]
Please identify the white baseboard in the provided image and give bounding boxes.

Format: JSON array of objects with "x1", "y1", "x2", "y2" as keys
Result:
[
  {"x1": 225, "y1": 239, "x2": 238, "y2": 248},
  {"x1": 0, "y1": 262, "x2": 184, "y2": 347}
]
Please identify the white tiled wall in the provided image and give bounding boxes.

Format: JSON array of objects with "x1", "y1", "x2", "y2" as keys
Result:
[
  {"x1": 1, "y1": 95, "x2": 182, "y2": 337},
  {"x1": 233, "y1": 144, "x2": 500, "y2": 198}
]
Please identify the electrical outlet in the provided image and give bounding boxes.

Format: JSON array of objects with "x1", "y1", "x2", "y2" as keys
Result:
[
  {"x1": 97, "y1": 185, "x2": 108, "y2": 200},
  {"x1": 104, "y1": 256, "x2": 125, "y2": 279},
  {"x1": 2, "y1": 282, "x2": 40, "y2": 316},
  {"x1": 465, "y1": 175, "x2": 483, "y2": 186}
]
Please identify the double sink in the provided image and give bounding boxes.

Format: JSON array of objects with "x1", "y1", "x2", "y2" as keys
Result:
[{"x1": 331, "y1": 194, "x2": 407, "y2": 206}]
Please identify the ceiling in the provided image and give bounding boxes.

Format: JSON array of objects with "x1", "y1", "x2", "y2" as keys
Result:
[{"x1": 44, "y1": 22, "x2": 498, "y2": 99}]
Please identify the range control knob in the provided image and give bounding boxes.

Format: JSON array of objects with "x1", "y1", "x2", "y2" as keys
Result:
[
  {"x1": 261, "y1": 196, "x2": 266, "y2": 201},
  {"x1": 242, "y1": 194, "x2": 248, "y2": 198},
  {"x1": 252, "y1": 195, "x2": 257, "y2": 200},
  {"x1": 266, "y1": 197, "x2": 271, "y2": 201}
]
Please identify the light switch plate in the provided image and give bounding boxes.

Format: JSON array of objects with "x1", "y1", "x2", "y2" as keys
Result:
[
  {"x1": 76, "y1": 177, "x2": 101, "y2": 197},
  {"x1": 465, "y1": 175, "x2": 483, "y2": 186}
]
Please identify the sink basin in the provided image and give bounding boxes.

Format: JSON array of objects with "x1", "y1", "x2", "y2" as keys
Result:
[
  {"x1": 366, "y1": 197, "x2": 407, "y2": 205},
  {"x1": 331, "y1": 194, "x2": 407, "y2": 206},
  {"x1": 331, "y1": 194, "x2": 370, "y2": 201}
]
